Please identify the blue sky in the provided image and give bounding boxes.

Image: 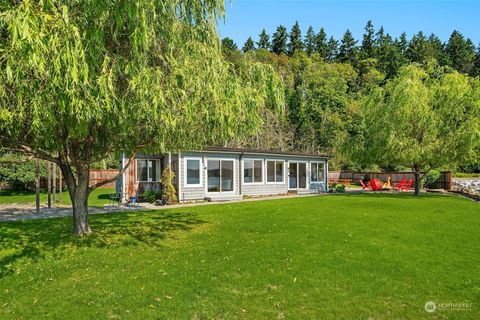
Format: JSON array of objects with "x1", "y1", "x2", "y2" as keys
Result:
[{"x1": 219, "y1": 0, "x2": 479, "y2": 47}]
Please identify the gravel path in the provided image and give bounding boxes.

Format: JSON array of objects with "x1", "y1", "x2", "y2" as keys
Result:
[{"x1": 0, "y1": 204, "x2": 145, "y2": 222}]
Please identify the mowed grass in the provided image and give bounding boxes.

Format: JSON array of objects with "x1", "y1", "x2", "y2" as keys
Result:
[
  {"x1": 0, "y1": 188, "x2": 115, "y2": 207},
  {"x1": 0, "y1": 194, "x2": 479, "y2": 319}
]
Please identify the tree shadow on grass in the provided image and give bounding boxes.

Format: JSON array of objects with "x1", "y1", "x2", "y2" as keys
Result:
[{"x1": 0, "y1": 210, "x2": 206, "y2": 277}]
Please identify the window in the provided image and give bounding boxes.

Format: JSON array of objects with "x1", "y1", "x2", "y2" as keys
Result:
[
  {"x1": 267, "y1": 160, "x2": 284, "y2": 183},
  {"x1": 243, "y1": 160, "x2": 263, "y2": 183},
  {"x1": 208, "y1": 160, "x2": 234, "y2": 192},
  {"x1": 136, "y1": 159, "x2": 160, "y2": 182},
  {"x1": 311, "y1": 162, "x2": 325, "y2": 182},
  {"x1": 185, "y1": 158, "x2": 201, "y2": 186}
]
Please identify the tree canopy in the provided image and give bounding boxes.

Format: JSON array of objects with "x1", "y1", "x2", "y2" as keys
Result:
[{"x1": 0, "y1": 0, "x2": 284, "y2": 234}]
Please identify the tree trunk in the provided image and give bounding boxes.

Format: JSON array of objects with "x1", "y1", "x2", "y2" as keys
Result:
[
  {"x1": 414, "y1": 166, "x2": 421, "y2": 196},
  {"x1": 59, "y1": 162, "x2": 92, "y2": 235}
]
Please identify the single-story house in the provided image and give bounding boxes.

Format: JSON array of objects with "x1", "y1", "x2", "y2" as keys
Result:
[{"x1": 117, "y1": 147, "x2": 330, "y2": 202}]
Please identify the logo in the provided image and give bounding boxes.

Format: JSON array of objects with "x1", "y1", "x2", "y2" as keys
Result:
[{"x1": 425, "y1": 301, "x2": 437, "y2": 313}]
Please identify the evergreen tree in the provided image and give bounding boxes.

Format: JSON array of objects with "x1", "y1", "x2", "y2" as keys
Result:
[
  {"x1": 242, "y1": 37, "x2": 255, "y2": 53},
  {"x1": 315, "y1": 27, "x2": 329, "y2": 59},
  {"x1": 361, "y1": 20, "x2": 375, "y2": 59},
  {"x1": 304, "y1": 26, "x2": 316, "y2": 55},
  {"x1": 221, "y1": 37, "x2": 238, "y2": 51},
  {"x1": 397, "y1": 32, "x2": 408, "y2": 55},
  {"x1": 337, "y1": 29, "x2": 358, "y2": 64},
  {"x1": 472, "y1": 44, "x2": 480, "y2": 77},
  {"x1": 257, "y1": 29, "x2": 271, "y2": 50},
  {"x1": 406, "y1": 31, "x2": 430, "y2": 64},
  {"x1": 426, "y1": 33, "x2": 447, "y2": 65},
  {"x1": 271, "y1": 25, "x2": 288, "y2": 55},
  {"x1": 288, "y1": 21, "x2": 304, "y2": 55},
  {"x1": 326, "y1": 36, "x2": 339, "y2": 62},
  {"x1": 445, "y1": 30, "x2": 476, "y2": 73}
]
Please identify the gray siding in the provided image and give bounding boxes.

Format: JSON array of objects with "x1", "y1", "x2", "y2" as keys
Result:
[{"x1": 179, "y1": 152, "x2": 241, "y2": 201}]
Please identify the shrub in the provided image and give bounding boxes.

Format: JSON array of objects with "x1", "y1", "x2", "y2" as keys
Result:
[
  {"x1": 161, "y1": 165, "x2": 178, "y2": 205},
  {"x1": 422, "y1": 170, "x2": 441, "y2": 189},
  {"x1": 336, "y1": 184, "x2": 346, "y2": 193},
  {"x1": 142, "y1": 189, "x2": 162, "y2": 203}
]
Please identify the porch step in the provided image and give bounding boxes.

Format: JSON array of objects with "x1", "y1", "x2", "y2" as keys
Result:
[{"x1": 205, "y1": 196, "x2": 243, "y2": 202}]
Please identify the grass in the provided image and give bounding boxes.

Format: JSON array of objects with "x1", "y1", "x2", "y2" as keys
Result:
[
  {"x1": 0, "y1": 188, "x2": 115, "y2": 207},
  {"x1": 0, "y1": 194, "x2": 479, "y2": 319}
]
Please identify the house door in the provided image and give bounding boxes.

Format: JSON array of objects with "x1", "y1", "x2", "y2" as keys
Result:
[{"x1": 289, "y1": 162, "x2": 307, "y2": 190}]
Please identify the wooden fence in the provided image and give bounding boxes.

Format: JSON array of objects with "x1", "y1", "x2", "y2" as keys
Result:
[
  {"x1": 89, "y1": 169, "x2": 119, "y2": 188},
  {"x1": 329, "y1": 171, "x2": 452, "y2": 190}
]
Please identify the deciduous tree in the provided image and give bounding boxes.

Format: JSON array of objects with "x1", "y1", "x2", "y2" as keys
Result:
[
  {"x1": 0, "y1": 0, "x2": 283, "y2": 235},
  {"x1": 343, "y1": 65, "x2": 480, "y2": 195}
]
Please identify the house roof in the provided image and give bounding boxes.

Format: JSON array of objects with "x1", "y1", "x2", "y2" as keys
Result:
[{"x1": 202, "y1": 147, "x2": 332, "y2": 159}]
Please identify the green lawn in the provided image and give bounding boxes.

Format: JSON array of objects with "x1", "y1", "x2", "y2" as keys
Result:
[
  {"x1": 0, "y1": 194, "x2": 479, "y2": 319},
  {"x1": 0, "y1": 188, "x2": 115, "y2": 207}
]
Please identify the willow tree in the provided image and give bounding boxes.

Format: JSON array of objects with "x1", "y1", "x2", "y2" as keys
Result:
[
  {"x1": 0, "y1": 0, "x2": 283, "y2": 235},
  {"x1": 342, "y1": 64, "x2": 480, "y2": 195}
]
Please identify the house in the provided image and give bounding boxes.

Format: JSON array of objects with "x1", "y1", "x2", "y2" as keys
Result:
[{"x1": 117, "y1": 147, "x2": 330, "y2": 202}]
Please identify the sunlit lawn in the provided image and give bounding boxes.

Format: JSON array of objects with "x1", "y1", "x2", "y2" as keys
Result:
[
  {"x1": 0, "y1": 188, "x2": 115, "y2": 207},
  {"x1": 0, "y1": 194, "x2": 479, "y2": 319}
]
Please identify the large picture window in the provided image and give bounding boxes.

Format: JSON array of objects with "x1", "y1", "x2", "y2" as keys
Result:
[
  {"x1": 267, "y1": 160, "x2": 284, "y2": 183},
  {"x1": 185, "y1": 158, "x2": 201, "y2": 186},
  {"x1": 208, "y1": 160, "x2": 234, "y2": 192},
  {"x1": 137, "y1": 159, "x2": 160, "y2": 182},
  {"x1": 311, "y1": 162, "x2": 325, "y2": 182},
  {"x1": 243, "y1": 160, "x2": 263, "y2": 183}
]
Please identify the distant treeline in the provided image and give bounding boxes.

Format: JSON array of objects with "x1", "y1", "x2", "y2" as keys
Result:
[{"x1": 222, "y1": 21, "x2": 480, "y2": 79}]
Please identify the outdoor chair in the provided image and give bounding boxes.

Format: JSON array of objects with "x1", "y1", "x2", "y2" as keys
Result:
[
  {"x1": 369, "y1": 179, "x2": 382, "y2": 191},
  {"x1": 394, "y1": 178, "x2": 407, "y2": 191},
  {"x1": 359, "y1": 179, "x2": 369, "y2": 191},
  {"x1": 400, "y1": 179, "x2": 414, "y2": 191}
]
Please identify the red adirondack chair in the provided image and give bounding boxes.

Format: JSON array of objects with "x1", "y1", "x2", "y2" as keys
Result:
[
  {"x1": 359, "y1": 179, "x2": 369, "y2": 190},
  {"x1": 400, "y1": 179, "x2": 414, "y2": 191},
  {"x1": 369, "y1": 179, "x2": 382, "y2": 191},
  {"x1": 394, "y1": 178, "x2": 407, "y2": 191}
]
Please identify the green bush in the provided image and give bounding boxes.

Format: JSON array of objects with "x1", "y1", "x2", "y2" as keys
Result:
[
  {"x1": 161, "y1": 165, "x2": 178, "y2": 205},
  {"x1": 142, "y1": 190, "x2": 162, "y2": 203},
  {"x1": 422, "y1": 170, "x2": 441, "y2": 188},
  {"x1": 0, "y1": 154, "x2": 48, "y2": 190},
  {"x1": 335, "y1": 184, "x2": 346, "y2": 193}
]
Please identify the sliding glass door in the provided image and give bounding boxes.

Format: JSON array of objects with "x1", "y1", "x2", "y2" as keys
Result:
[
  {"x1": 289, "y1": 162, "x2": 307, "y2": 190},
  {"x1": 207, "y1": 160, "x2": 234, "y2": 193}
]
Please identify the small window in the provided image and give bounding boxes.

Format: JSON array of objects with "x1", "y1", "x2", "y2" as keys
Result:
[
  {"x1": 186, "y1": 159, "x2": 201, "y2": 185},
  {"x1": 136, "y1": 159, "x2": 160, "y2": 182},
  {"x1": 244, "y1": 160, "x2": 263, "y2": 183},
  {"x1": 311, "y1": 162, "x2": 325, "y2": 182},
  {"x1": 267, "y1": 161, "x2": 284, "y2": 183}
]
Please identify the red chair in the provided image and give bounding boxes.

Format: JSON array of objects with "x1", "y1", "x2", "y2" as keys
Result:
[
  {"x1": 400, "y1": 179, "x2": 414, "y2": 191},
  {"x1": 359, "y1": 179, "x2": 369, "y2": 190},
  {"x1": 394, "y1": 178, "x2": 407, "y2": 191},
  {"x1": 369, "y1": 179, "x2": 382, "y2": 191}
]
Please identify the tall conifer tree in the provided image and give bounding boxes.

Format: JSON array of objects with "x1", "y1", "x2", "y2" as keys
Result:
[
  {"x1": 257, "y1": 29, "x2": 271, "y2": 50},
  {"x1": 337, "y1": 29, "x2": 358, "y2": 64},
  {"x1": 242, "y1": 37, "x2": 255, "y2": 53},
  {"x1": 288, "y1": 21, "x2": 304, "y2": 55},
  {"x1": 304, "y1": 26, "x2": 316, "y2": 55},
  {"x1": 315, "y1": 27, "x2": 329, "y2": 59},
  {"x1": 272, "y1": 25, "x2": 288, "y2": 55}
]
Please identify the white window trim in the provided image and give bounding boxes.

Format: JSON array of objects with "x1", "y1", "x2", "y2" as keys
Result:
[
  {"x1": 265, "y1": 159, "x2": 286, "y2": 185},
  {"x1": 242, "y1": 158, "x2": 264, "y2": 185},
  {"x1": 205, "y1": 158, "x2": 236, "y2": 194},
  {"x1": 184, "y1": 157, "x2": 203, "y2": 188},
  {"x1": 136, "y1": 159, "x2": 161, "y2": 183},
  {"x1": 287, "y1": 160, "x2": 309, "y2": 189},
  {"x1": 310, "y1": 161, "x2": 326, "y2": 183}
]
